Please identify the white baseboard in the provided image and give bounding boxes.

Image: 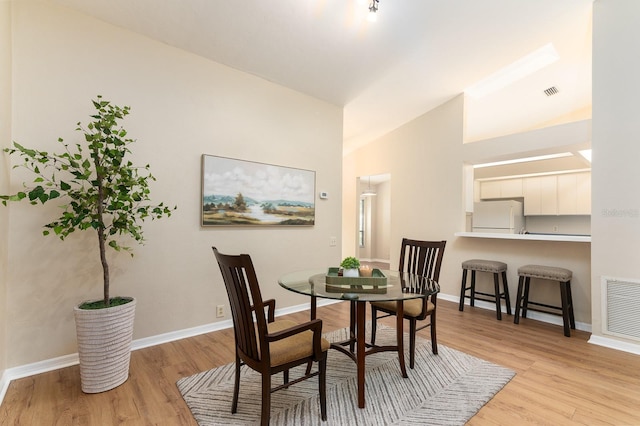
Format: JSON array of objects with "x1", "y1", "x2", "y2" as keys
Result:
[
  {"x1": 1, "y1": 294, "x2": 591, "y2": 404},
  {"x1": 0, "y1": 295, "x2": 602, "y2": 404},
  {"x1": 0, "y1": 294, "x2": 593, "y2": 405},
  {"x1": 0, "y1": 299, "x2": 340, "y2": 406},
  {"x1": 359, "y1": 258, "x2": 390, "y2": 264},
  {"x1": 0, "y1": 370, "x2": 9, "y2": 409},
  {"x1": 588, "y1": 334, "x2": 640, "y2": 355},
  {"x1": 438, "y1": 293, "x2": 592, "y2": 333}
]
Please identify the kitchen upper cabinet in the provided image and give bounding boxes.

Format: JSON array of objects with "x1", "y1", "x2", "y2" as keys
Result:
[
  {"x1": 523, "y1": 172, "x2": 591, "y2": 216},
  {"x1": 558, "y1": 172, "x2": 591, "y2": 215},
  {"x1": 480, "y1": 178, "x2": 522, "y2": 200},
  {"x1": 523, "y1": 175, "x2": 557, "y2": 215}
]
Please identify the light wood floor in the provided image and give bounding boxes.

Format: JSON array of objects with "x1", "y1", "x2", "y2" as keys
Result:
[{"x1": 2, "y1": 299, "x2": 640, "y2": 425}]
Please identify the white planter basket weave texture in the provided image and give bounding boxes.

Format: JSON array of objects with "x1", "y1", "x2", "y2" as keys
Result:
[{"x1": 74, "y1": 297, "x2": 136, "y2": 393}]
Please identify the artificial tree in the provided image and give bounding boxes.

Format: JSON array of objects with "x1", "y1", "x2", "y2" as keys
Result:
[{"x1": 1, "y1": 96, "x2": 175, "y2": 308}]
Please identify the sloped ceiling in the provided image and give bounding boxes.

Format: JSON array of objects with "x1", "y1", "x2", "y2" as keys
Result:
[{"x1": 50, "y1": 0, "x2": 593, "y2": 154}]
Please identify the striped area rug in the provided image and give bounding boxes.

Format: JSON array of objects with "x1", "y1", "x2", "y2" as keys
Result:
[{"x1": 177, "y1": 325, "x2": 514, "y2": 425}]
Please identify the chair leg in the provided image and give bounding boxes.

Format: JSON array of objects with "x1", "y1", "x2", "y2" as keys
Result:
[
  {"x1": 371, "y1": 305, "x2": 378, "y2": 345},
  {"x1": 430, "y1": 311, "x2": 438, "y2": 355},
  {"x1": 502, "y1": 271, "x2": 512, "y2": 315},
  {"x1": 514, "y1": 276, "x2": 525, "y2": 324},
  {"x1": 409, "y1": 319, "x2": 417, "y2": 369},
  {"x1": 459, "y1": 269, "x2": 468, "y2": 311},
  {"x1": 260, "y1": 374, "x2": 271, "y2": 426},
  {"x1": 283, "y1": 369, "x2": 289, "y2": 386},
  {"x1": 232, "y1": 353, "x2": 241, "y2": 413},
  {"x1": 493, "y1": 272, "x2": 502, "y2": 320},
  {"x1": 319, "y1": 355, "x2": 327, "y2": 421}
]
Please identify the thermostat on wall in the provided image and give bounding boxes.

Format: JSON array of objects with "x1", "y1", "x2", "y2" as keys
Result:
[{"x1": 319, "y1": 192, "x2": 328, "y2": 199}]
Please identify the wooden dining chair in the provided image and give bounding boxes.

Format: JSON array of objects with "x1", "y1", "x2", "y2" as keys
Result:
[
  {"x1": 370, "y1": 238, "x2": 446, "y2": 368},
  {"x1": 213, "y1": 247, "x2": 329, "y2": 425}
]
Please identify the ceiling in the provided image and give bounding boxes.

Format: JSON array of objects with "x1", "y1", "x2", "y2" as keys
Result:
[{"x1": 50, "y1": 0, "x2": 594, "y2": 154}]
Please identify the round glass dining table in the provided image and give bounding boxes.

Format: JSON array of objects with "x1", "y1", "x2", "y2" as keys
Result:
[{"x1": 278, "y1": 269, "x2": 439, "y2": 408}]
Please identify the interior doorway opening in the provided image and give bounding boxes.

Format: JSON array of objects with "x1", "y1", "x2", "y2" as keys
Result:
[{"x1": 356, "y1": 173, "x2": 391, "y2": 266}]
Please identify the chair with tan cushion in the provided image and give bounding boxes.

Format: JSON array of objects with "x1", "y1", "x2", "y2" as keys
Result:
[
  {"x1": 370, "y1": 238, "x2": 446, "y2": 369},
  {"x1": 213, "y1": 247, "x2": 329, "y2": 425}
]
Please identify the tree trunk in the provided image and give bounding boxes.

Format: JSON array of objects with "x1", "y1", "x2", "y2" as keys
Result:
[
  {"x1": 93, "y1": 147, "x2": 109, "y2": 307},
  {"x1": 98, "y1": 227, "x2": 109, "y2": 307}
]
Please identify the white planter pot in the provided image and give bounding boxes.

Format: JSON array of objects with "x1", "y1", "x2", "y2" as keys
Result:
[
  {"x1": 343, "y1": 268, "x2": 359, "y2": 277},
  {"x1": 74, "y1": 297, "x2": 136, "y2": 393}
]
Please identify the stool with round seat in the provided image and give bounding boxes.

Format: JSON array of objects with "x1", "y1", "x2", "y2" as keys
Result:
[
  {"x1": 514, "y1": 264, "x2": 575, "y2": 337},
  {"x1": 459, "y1": 259, "x2": 511, "y2": 320}
]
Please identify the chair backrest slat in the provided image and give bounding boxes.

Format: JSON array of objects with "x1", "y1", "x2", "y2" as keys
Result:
[
  {"x1": 399, "y1": 238, "x2": 446, "y2": 282},
  {"x1": 213, "y1": 247, "x2": 267, "y2": 362}
]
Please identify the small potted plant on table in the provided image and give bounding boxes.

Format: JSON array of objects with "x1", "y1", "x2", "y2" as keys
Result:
[{"x1": 340, "y1": 256, "x2": 361, "y2": 277}]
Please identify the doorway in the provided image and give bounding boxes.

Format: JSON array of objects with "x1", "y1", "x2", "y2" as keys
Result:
[{"x1": 356, "y1": 174, "x2": 391, "y2": 265}]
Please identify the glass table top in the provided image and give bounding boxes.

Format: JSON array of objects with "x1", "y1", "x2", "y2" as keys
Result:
[{"x1": 278, "y1": 269, "x2": 439, "y2": 302}]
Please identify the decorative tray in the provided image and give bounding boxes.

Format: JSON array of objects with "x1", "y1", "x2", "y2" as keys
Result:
[
  {"x1": 325, "y1": 284, "x2": 387, "y2": 294},
  {"x1": 325, "y1": 267, "x2": 387, "y2": 286}
]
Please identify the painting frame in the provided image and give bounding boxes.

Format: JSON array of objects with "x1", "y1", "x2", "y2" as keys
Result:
[{"x1": 201, "y1": 154, "x2": 316, "y2": 227}]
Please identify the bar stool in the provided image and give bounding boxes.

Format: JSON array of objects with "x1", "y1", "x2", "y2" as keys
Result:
[
  {"x1": 459, "y1": 259, "x2": 511, "y2": 320},
  {"x1": 514, "y1": 264, "x2": 575, "y2": 337}
]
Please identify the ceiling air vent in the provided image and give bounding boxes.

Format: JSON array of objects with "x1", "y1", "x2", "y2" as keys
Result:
[{"x1": 544, "y1": 86, "x2": 559, "y2": 96}]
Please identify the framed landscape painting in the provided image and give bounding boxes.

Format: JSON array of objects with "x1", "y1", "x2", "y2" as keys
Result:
[{"x1": 201, "y1": 155, "x2": 316, "y2": 226}]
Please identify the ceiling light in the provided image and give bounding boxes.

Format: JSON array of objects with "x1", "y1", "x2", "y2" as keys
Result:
[
  {"x1": 579, "y1": 149, "x2": 592, "y2": 162},
  {"x1": 473, "y1": 152, "x2": 572, "y2": 169},
  {"x1": 465, "y1": 43, "x2": 560, "y2": 99},
  {"x1": 367, "y1": 0, "x2": 379, "y2": 22},
  {"x1": 361, "y1": 176, "x2": 377, "y2": 197}
]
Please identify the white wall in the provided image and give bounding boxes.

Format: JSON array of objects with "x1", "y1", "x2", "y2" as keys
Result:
[
  {"x1": 344, "y1": 95, "x2": 593, "y2": 326},
  {"x1": 4, "y1": 1, "x2": 343, "y2": 367},
  {"x1": 591, "y1": 0, "x2": 640, "y2": 345}
]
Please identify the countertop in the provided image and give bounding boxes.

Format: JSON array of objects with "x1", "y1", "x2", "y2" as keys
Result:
[{"x1": 454, "y1": 231, "x2": 591, "y2": 243}]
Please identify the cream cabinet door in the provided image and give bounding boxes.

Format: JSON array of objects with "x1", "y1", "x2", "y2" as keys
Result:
[
  {"x1": 479, "y1": 181, "x2": 501, "y2": 199},
  {"x1": 558, "y1": 172, "x2": 591, "y2": 214},
  {"x1": 524, "y1": 176, "x2": 558, "y2": 215},
  {"x1": 501, "y1": 178, "x2": 523, "y2": 198},
  {"x1": 479, "y1": 178, "x2": 523, "y2": 199}
]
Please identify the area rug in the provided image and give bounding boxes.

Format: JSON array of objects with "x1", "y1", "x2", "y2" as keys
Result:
[{"x1": 177, "y1": 325, "x2": 515, "y2": 425}]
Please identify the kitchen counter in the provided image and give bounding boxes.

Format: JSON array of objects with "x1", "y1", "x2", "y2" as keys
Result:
[{"x1": 454, "y1": 231, "x2": 591, "y2": 243}]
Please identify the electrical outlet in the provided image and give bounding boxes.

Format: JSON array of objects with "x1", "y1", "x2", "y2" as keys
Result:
[
  {"x1": 330, "y1": 236, "x2": 337, "y2": 247},
  {"x1": 216, "y1": 305, "x2": 224, "y2": 318}
]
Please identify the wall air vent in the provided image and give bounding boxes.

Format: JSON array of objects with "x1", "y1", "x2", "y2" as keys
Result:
[
  {"x1": 544, "y1": 86, "x2": 559, "y2": 96},
  {"x1": 602, "y1": 276, "x2": 640, "y2": 342}
]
